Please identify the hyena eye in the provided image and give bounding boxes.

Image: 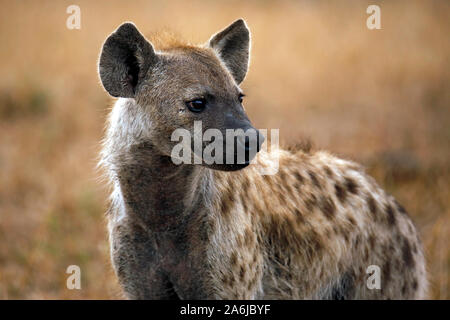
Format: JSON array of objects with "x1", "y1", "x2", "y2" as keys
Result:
[
  {"x1": 238, "y1": 93, "x2": 245, "y2": 103},
  {"x1": 186, "y1": 98, "x2": 207, "y2": 113}
]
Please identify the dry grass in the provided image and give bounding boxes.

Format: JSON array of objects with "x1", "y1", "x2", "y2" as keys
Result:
[{"x1": 0, "y1": 0, "x2": 448, "y2": 299}]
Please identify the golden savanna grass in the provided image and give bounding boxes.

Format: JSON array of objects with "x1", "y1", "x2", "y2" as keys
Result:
[{"x1": 0, "y1": 0, "x2": 448, "y2": 299}]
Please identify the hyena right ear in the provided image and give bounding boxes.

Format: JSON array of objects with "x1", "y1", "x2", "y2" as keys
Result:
[
  {"x1": 208, "y1": 19, "x2": 250, "y2": 84},
  {"x1": 98, "y1": 22, "x2": 158, "y2": 98}
]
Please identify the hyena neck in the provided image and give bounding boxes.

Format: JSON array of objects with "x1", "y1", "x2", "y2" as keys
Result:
[{"x1": 115, "y1": 142, "x2": 213, "y2": 232}]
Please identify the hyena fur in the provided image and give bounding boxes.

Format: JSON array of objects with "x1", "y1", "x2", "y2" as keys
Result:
[{"x1": 98, "y1": 19, "x2": 427, "y2": 299}]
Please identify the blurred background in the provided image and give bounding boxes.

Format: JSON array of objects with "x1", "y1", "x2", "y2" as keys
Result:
[{"x1": 0, "y1": 0, "x2": 448, "y2": 299}]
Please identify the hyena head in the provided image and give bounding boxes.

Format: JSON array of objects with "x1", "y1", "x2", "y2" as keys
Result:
[{"x1": 98, "y1": 19, "x2": 264, "y2": 171}]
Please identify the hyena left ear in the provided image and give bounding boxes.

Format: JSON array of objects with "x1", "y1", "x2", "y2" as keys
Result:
[
  {"x1": 208, "y1": 19, "x2": 250, "y2": 84},
  {"x1": 98, "y1": 22, "x2": 158, "y2": 98}
]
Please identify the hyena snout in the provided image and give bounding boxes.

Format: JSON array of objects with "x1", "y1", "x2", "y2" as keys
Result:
[
  {"x1": 229, "y1": 125, "x2": 264, "y2": 165},
  {"x1": 202, "y1": 124, "x2": 264, "y2": 172},
  {"x1": 223, "y1": 109, "x2": 264, "y2": 165}
]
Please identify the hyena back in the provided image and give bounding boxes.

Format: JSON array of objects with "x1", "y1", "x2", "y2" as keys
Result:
[{"x1": 98, "y1": 20, "x2": 427, "y2": 299}]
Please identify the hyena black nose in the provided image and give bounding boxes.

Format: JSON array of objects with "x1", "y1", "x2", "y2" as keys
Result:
[
  {"x1": 236, "y1": 128, "x2": 264, "y2": 163},
  {"x1": 241, "y1": 130, "x2": 264, "y2": 152}
]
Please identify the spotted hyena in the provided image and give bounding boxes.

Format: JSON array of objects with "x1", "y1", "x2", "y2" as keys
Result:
[{"x1": 98, "y1": 19, "x2": 427, "y2": 299}]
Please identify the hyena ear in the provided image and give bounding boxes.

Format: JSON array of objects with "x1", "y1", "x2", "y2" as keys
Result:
[
  {"x1": 208, "y1": 19, "x2": 250, "y2": 84},
  {"x1": 98, "y1": 22, "x2": 158, "y2": 98}
]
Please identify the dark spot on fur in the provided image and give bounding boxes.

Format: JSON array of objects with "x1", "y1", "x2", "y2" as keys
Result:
[
  {"x1": 221, "y1": 274, "x2": 228, "y2": 286},
  {"x1": 305, "y1": 194, "x2": 318, "y2": 212},
  {"x1": 324, "y1": 166, "x2": 334, "y2": 178},
  {"x1": 228, "y1": 274, "x2": 235, "y2": 286},
  {"x1": 353, "y1": 234, "x2": 361, "y2": 248},
  {"x1": 344, "y1": 177, "x2": 358, "y2": 195},
  {"x1": 402, "y1": 239, "x2": 414, "y2": 268},
  {"x1": 308, "y1": 170, "x2": 321, "y2": 189},
  {"x1": 279, "y1": 169, "x2": 288, "y2": 182},
  {"x1": 294, "y1": 171, "x2": 304, "y2": 184},
  {"x1": 394, "y1": 200, "x2": 408, "y2": 216},
  {"x1": 343, "y1": 231, "x2": 349, "y2": 242},
  {"x1": 220, "y1": 189, "x2": 234, "y2": 219},
  {"x1": 252, "y1": 251, "x2": 258, "y2": 263},
  {"x1": 368, "y1": 234, "x2": 376, "y2": 249},
  {"x1": 347, "y1": 216, "x2": 356, "y2": 226},
  {"x1": 242, "y1": 177, "x2": 250, "y2": 190},
  {"x1": 385, "y1": 203, "x2": 397, "y2": 226},
  {"x1": 366, "y1": 194, "x2": 378, "y2": 220},
  {"x1": 239, "y1": 265, "x2": 246, "y2": 281},
  {"x1": 334, "y1": 183, "x2": 347, "y2": 203},
  {"x1": 320, "y1": 195, "x2": 336, "y2": 220},
  {"x1": 332, "y1": 225, "x2": 339, "y2": 235},
  {"x1": 307, "y1": 229, "x2": 324, "y2": 253},
  {"x1": 412, "y1": 279, "x2": 418, "y2": 290}
]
